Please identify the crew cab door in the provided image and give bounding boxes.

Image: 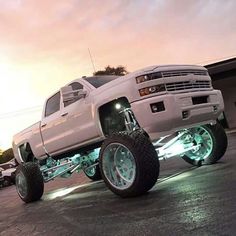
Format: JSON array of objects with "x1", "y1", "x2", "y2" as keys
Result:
[
  {"x1": 61, "y1": 82, "x2": 99, "y2": 148},
  {"x1": 41, "y1": 91, "x2": 68, "y2": 154}
]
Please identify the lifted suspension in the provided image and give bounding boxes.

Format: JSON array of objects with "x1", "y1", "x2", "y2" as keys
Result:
[
  {"x1": 154, "y1": 130, "x2": 201, "y2": 160},
  {"x1": 40, "y1": 149, "x2": 100, "y2": 183}
]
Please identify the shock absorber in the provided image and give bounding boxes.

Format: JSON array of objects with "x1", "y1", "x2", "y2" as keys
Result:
[{"x1": 120, "y1": 108, "x2": 140, "y2": 132}]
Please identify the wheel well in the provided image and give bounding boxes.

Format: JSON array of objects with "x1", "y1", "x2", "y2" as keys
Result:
[
  {"x1": 99, "y1": 97, "x2": 131, "y2": 136},
  {"x1": 19, "y1": 143, "x2": 34, "y2": 162}
]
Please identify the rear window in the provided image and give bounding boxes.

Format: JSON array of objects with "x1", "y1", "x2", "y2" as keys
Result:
[{"x1": 84, "y1": 76, "x2": 119, "y2": 88}]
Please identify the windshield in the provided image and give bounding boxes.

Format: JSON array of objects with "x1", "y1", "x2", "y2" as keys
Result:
[{"x1": 84, "y1": 76, "x2": 119, "y2": 88}]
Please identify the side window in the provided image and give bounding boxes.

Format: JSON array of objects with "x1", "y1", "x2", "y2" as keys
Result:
[
  {"x1": 45, "y1": 92, "x2": 60, "y2": 117},
  {"x1": 64, "y1": 82, "x2": 84, "y2": 107}
]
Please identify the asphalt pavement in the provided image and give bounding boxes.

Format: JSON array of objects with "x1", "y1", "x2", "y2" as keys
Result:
[{"x1": 0, "y1": 133, "x2": 236, "y2": 236}]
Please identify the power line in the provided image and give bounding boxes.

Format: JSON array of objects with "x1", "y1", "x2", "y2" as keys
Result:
[{"x1": 0, "y1": 105, "x2": 42, "y2": 119}]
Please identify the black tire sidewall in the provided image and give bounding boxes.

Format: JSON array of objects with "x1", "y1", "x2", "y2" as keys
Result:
[
  {"x1": 99, "y1": 131, "x2": 159, "y2": 197},
  {"x1": 182, "y1": 123, "x2": 227, "y2": 166},
  {"x1": 84, "y1": 164, "x2": 102, "y2": 181},
  {"x1": 16, "y1": 163, "x2": 44, "y2": 203}
]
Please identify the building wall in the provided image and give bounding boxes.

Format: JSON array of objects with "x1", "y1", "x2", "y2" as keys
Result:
[{"x1": 212, "y1": 76, "x2": 236, "y2": 128}]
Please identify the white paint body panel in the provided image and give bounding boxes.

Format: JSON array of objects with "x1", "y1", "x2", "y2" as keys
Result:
[{"x1": 12, "y1": 64, "x2": 224, "y2": 163}]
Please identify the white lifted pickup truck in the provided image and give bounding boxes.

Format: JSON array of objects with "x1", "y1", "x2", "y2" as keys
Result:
[{"x1": 13, "y1": 64, "x2": 227, "y2": 203}]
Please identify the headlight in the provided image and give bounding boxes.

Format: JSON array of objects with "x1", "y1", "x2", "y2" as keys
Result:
[
  {"x1": 136, "y1": 72, "x2": 162, "y2": 84},
  {"x1": 139, "y1": 84, "x2": 166, "y2": 96}
]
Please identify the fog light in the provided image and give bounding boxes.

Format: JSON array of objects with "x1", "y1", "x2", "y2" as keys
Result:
[
  {"x1": 182, "y1": 110, "x2": 189, "y2": 119},
  {"x1": 213, "y1": 105, "x2": 218, "y2": 112},
  {"x1": 151, "y1": 102, "x2": 165, "y2": 113}
]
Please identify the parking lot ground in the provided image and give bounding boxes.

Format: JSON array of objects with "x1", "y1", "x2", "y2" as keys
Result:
[{"x1": 0, "y1": 133, "x2": 236, "y2": 236}]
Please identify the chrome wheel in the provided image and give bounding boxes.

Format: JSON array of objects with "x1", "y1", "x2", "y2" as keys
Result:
[
  {"x1": 186, "y1": 126, "x2": 213, "y2": 161},
  {"x1": 102, "y1": 143, "x2": 136, "y2": 190},
  {"x1": 16, "y1": 172, "x2": 28, "y2": 199}
]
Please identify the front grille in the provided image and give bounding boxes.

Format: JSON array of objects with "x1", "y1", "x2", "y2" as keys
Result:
[
  {"x1": 161, "y1": 70, "x2": 208, "y2": 78},
  {"x1": 165, "y1": 80, "x2": 211, "y2": 92},
  {"x1": 136, "y1": 69, "x2": 208, "y2": 84}
]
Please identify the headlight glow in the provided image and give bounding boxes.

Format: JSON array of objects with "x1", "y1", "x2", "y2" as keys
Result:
[
  {"x1": 139, "y1": 84, "x2": 166, "y2": 96},
  {"x1": 115, "y1": 103, "x2": 122, "y2": 110},
  {"x1": 136, "y1": 72, "x2": 162, "y2": 84}
]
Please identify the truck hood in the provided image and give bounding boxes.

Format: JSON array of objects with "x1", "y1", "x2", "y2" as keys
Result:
[{"x1": 90, "y1": 64, "x2": 207, "y2": 95}]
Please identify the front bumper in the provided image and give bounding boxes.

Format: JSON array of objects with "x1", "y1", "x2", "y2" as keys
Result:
[{"x1": 131, "y1": 90, "x2": 224, "y2": 140}]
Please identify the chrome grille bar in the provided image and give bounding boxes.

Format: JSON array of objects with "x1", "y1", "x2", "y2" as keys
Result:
[
  {"x1": 161, "y1": 70, "x2": 208, "y2": 78},
  {"x1": 165, "y1": 81, "x2": 211, "y2": 91}
]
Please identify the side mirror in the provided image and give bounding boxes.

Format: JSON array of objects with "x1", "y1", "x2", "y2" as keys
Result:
[{"x1": 60, "y1": 86, "x2": 87, "y2": 103}]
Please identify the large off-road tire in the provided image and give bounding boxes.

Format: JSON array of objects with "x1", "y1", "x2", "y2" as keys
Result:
[
  {"x1": 15, "y1": 162, "x2": 44, "y2": 203},
  {"x1": 99, "y1": 130, "x2": 160, "y2": 198},
  {"x1": 83, "y1": 163, "x2": 102, "y2": 181},
  {"x1": 182, "y1": 122, "x2": 228, "y2": 166}
]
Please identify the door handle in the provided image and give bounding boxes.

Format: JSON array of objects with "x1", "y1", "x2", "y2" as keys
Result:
[
  {"x1": 61, "y1": 112, "x2": 68, "y2": 117},
  {"x1": 41, "y1": 123, "x2": 47, "y2": 128}
]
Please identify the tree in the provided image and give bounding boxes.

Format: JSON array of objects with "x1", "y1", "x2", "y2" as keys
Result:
[
  {"x1": 94, "y1": 65, "x2": 128, "y2": 76},
  {"x1": 0, "y1": 148, "x2": 14, "y2": 164}
]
